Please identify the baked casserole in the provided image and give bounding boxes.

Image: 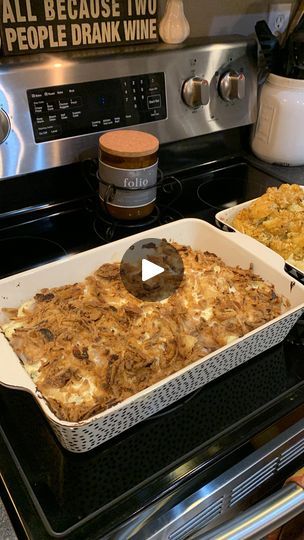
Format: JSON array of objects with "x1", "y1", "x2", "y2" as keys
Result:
[
  {"x1": 232, "y1": 184, "x2": 304, "y2": 271},
  {"x1": 1, "y1": 243, "x2": 289, "y2": 422}
]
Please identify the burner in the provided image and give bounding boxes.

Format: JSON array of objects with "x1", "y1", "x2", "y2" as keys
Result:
[
  {"x1": 158, "y1": 205, "x2": 184, "y2": 223},
  {"x1": 91, "y1": 170, "x2": 184, "y2": 242},
  {"x1": 93, "y1": 206, "x2": 161, "y2": 242},
  {"x1": 196, "y1": 174, "x2": 282, "y2": 211},
  {"x1": 196, "y1": 177, "x2": 253, "y2": 211},
  {"x1": 93, "y1": 204, "x2": 184, "y2": 243},
  {"x1": 160, "y1": 175, "x2": 183, "y2": 207},
  {"x1": 0, "y1": 236, "x2": 67, "y2": 279},
  {"x1": 82, "y1": 160, "x2": 184, "y2": 242}
]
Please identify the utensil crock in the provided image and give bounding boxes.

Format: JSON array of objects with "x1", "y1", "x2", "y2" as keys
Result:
[{"x1": 252, "y1": 73, "x2": 304, "y2": 166}]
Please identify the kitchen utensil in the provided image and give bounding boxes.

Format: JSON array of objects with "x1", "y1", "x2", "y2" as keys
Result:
[
  {"x1": 282, "y1": 0, "x2": 304, "y2": 46},
  {"x1": 0, "y1": 218, "x2": 303, "y2": 453},
  {"x1": 284, "y1": 19, "x2": 304, "y2": 78},
  {"x1": 255, "y1": 20, "x2": 281, "y2": 73},
  {"x1": 215, "y1": 186, "x2": 304, "y2": 284}
]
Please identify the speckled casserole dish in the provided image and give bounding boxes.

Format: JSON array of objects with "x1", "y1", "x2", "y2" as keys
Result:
[
  {"x1": 215, "y1": 185, "x2": 304, "y2": 285},
  {"x1": 0, "y1": 218, "x2": 304, "y2": 453}
]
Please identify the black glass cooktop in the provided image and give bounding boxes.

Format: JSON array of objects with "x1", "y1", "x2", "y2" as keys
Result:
[
  {"x1": 0, "y1": 158, "x2": 283, "y2": 279},
  {"x1": 1, "y1": 154, "x2": 304, "y2": 539},
  {"x1": 1, "y1": 340, "x2": 304, "y2": 539}
]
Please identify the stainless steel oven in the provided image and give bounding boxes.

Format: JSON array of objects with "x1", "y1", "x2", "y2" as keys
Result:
[{"x1": 0, "y1": 37, "x2": 303, "y2": 540}]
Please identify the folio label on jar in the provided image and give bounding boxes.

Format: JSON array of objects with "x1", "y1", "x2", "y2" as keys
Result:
[{"x1": 99, "y1": 161, "x2": 158, "y2": 208}]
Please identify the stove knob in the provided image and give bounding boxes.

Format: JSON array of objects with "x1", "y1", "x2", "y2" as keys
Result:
[
  {"x1": 182, "y1": 77, "x2": 209, "y2": 109},
  {"x1": 0, "y1": 109, "x2": 10, "y2": 143},
  {"x1": 219, "y1": 71, "x2": 245, "y2": 102}
]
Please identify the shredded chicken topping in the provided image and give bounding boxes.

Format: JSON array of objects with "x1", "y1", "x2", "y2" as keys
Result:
[
  {"x1": 233, "y1": 184, "x2": 304, "y2": 271},
  {"x1": 1, "y1": 243, "x2": 289, "y2": 422}
]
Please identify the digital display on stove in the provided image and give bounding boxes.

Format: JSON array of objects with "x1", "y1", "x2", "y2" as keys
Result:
[{"x1": 27, "y1": 72, "x2": 167, "y2": 143}]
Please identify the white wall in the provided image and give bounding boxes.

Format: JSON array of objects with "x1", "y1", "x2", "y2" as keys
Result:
[{"x1": 158, "y1": 0, "x2": 295, "y2": 37}]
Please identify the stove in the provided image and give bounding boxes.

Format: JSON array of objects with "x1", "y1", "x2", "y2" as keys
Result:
[{"x1": 1, "y1": 38, "x2": 304, "y2": 540}]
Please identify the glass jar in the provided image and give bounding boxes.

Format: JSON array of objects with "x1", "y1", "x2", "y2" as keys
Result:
[{"x1": 98, "y1": 130, "x2": 159, "y2": 220}]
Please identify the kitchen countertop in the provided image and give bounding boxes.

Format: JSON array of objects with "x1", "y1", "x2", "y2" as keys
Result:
[{"x1": 246, "y1": 153, "x2": 304, "y2": 185}]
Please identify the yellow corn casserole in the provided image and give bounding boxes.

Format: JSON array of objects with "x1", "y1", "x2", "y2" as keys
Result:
[{"x1": 232, "y1": 184, "x2": 304, "y2": 271}]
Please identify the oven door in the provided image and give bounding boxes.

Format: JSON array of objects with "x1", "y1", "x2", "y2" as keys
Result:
[
  {"x1": 198, "y1": 469, "x2": 304, "y2": 540},
  {"x1": 108, "y1": 418, "x2": 304, "y2": 539}
]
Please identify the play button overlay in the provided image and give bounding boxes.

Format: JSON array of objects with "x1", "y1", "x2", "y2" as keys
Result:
[
  {"x1": 120, "y1": 238, "x2": 184, "y2": 302},
  {"x1": 142, "y1": 259, "x2": 164, "y2": 282}
]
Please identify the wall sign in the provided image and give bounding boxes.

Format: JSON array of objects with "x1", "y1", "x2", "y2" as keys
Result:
[{"x1": 0, "y1": 0, "x2": 159, "y2": 55}]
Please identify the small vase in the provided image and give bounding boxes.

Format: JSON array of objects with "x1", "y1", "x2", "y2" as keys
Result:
[{"x1": 159, "y1": 0, "x2": 190, "y2": 44}]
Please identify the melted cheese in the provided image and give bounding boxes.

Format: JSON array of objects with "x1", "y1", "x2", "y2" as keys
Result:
[{"x1": 2, "y1": 320, "x2": 23, "y2": 340}]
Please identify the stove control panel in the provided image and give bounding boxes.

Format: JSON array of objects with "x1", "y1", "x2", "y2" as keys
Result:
[
  {"x1": 27, "y1": 72, "x2": 167, "y2": 143},
  {"x1": 0, "y1": 37, "x2": 257, "y2": 178}
]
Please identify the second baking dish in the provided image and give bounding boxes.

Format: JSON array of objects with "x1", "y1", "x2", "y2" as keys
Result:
[{"x1": 215, "y1": 185, "x2": 304, "y2": 285}]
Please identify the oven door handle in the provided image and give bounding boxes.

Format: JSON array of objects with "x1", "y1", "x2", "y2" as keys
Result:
[{"x1": 196, "y1": 480, "x2": 304, "y2": 540}]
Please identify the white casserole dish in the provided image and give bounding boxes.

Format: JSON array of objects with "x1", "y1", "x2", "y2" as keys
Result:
[
  {"x1": 215, "y1": 186, "x2": 304, "y2": 286},
  {"x1": 0, "y1": 218, "x2": 303, "y2": 453}
]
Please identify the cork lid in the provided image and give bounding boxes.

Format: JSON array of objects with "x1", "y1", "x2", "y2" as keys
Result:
[{"x1": 99, "y1": 130, "x2": 159, "y2": 157}]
